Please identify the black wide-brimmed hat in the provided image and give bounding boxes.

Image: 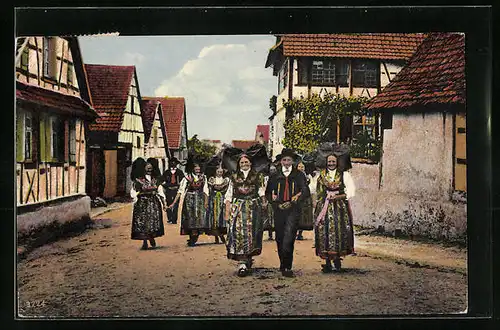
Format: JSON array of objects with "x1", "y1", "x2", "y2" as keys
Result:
[
  {"x1": 278, "y1": 148, "x2": 299, "y2": 161},
  {"x1": 169, "y1": 157, "x2": 180, "y2": 165}
]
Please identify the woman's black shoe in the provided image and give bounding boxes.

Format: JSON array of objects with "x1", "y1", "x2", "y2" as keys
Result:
[
  {"x1": 282, "y1": 269, "x2": 294, "y2": 277},
  {"x1": 215, "y1": 236, "x2": 220, "y2": 244},
  {"x1": 149, "y1": 239, "x2": 156, "y2": 248},
  {"x1": 321, "y1": 263, "x2": 333, "y2": 273},
  {"x1": 141, "y1": 240, "x2": 148, "y2": 250},
  {"x1": 220, "y1": 235, "x2": 226, "y2": 244}
]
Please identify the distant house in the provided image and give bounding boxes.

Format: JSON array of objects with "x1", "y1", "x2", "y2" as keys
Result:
[
  {"x1": 143, "y1": 97, "x2": 189, "y2": 164},
  {"x1": 15, "y1": 36, "x2": 98, "y2": 240},
  {"x1": 232, "y1": 140, "x2": 257, "y2": 150},
  {"x1": 265, "y1": 33, "x2": 426, "y2": 158},
  {"x1": 356, "y1": 33, "x2": 466, "y2": 241},
  {"x1": 255, "y1": 124, "x2": 270, "y2": 153},
  {"x1": 84, "y1": 64, "x2": 145, "y2": 199},
  {"x1": 141, "y1": 99, "x2": 170, "y2": 173}
]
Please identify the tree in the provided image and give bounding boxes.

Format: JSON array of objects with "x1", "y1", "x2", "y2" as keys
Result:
[
  {"x1": 187, "y1": 135, "x2": 217, "y2": 159},
  {"x1": 282, "y1": 92, "x2": 378, "y2": 159}
]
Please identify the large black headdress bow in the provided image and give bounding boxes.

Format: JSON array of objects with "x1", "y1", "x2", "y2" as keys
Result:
[
  {"x1": 221, "y1": 143, "x2": 270, "y2": 174},
  {"x1": 313, "y1": 142, "x2": 352, "y2": 171}
]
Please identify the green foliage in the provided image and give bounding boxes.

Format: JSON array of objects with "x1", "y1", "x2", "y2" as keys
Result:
[
  {"x1": 350, "y1": 130, "x2": 382, "y2": 162},
  {"x1": 269, "y1": 95, "x2": 277, "y2": 118},
  {"x1": 282, "y1": 92, "x2": 371, "y2": 155},
  {"x1": 187, "y1": 134, "x2": 217, "y2": 159}
]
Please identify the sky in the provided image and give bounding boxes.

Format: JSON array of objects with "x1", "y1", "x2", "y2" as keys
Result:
[{"x1": 79, "y1": 35, "x2": 278, "y2": 144}]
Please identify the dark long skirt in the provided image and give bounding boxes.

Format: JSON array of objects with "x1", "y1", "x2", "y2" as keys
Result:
[
  {"x1": 206, "y1": 191, "x2": 228, "y2": 235},
  {"x1": 226, "y1": 197, "x2": 264, "y2": 261},
  {"x1": 262, "y1": 202, "x2": 275, "y2": 232},
  {"x1": 131, "y1": 194, "x2": 164, "y2": 240},
  {"x1": 180, "y1": 191, "x2": 209, "y2": 236},
  {"x1": 314, "y1": 197, "x2": 354, "y2": 259},
  {"x1": 298, "y1": 197, "x2": 314, "y2": 230}
]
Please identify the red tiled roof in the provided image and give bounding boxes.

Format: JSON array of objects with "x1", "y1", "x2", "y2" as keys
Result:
[
  {"x1": 141, "y1": 99, "x2": 160, "y2": 142},
  {"x1": 232, "y1": 140, "x2": 257, "y2": 150},
  {"x1": 16, "y1": 81, "x2": 97, "y2": 119},
  {"x1": 84, "y1": 64, "x2": 135, "y2": 132},
  {"x1": 365, "y1": 33, "x2": 465, "y2": 111},
  {"x1": 280, "y1": 34, "x2": 427, "y2": 60},
  {"x1": 144, "y1": 97, "x2": 186, "y2": 149},
  {"x1": 255, "y1": 124, "x2": 270, "y2": 143}
]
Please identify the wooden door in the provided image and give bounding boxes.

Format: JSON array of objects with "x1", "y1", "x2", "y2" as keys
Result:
[
  {"x1": 103, "y1": 150, "x2": 118, "y2": 198},
  {"x1": 116, "y1": 148, "x2": 127, "y2": 196}
]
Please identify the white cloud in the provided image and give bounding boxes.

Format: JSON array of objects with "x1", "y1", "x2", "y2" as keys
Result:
[
  {"x1": 153, "y1": 37, "x2": 276, "y2": 141},
  {"x1": 117, "y1": 52, "x2": 146, "y2": 65}
]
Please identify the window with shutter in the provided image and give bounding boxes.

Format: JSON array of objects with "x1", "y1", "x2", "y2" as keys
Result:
[
  {"x1": 24, "y1": 112, "x2": 32, "y2": 161},
  {"x1": 16, "y1": 110, "x2": 24, "y2": 162},
  {"x1": 67, "y1": 63, "x2": 74, "y2": 86},
  {"x1": 50, "y1": 117, "x2": 65, "y2": 162},
  {"x1": 69, "y1": 120, "x2": 77, "y2": 163},
  {"x1": 21, "y1": 47, "x2": 29, "y2": 71},
  {"x1": 43, "y1": 37, "x2": 58, "y2": 79}
]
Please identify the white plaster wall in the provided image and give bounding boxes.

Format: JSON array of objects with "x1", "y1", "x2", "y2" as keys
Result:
[
  {"x1": 381, "y1": 112, "x2": 454, "y2": 199},
  {"x1": 348, "y1": 112, "x2": 466, "y2": 242}
]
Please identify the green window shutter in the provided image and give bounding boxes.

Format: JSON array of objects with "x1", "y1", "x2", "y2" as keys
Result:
[
  {"x1": 39, "y1": 114, "x2": 52, "y2": 162},
  {"x1": 16, "y1": 110, "x2": 24, "y2": 162},
  {"x1": 39, "y1": 113, "x2": 46, "y2": 162}
]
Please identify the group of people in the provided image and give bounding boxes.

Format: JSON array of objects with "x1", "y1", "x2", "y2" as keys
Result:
[{"x1": 129, "y1": 143, "x2": 356, "y2": 278}]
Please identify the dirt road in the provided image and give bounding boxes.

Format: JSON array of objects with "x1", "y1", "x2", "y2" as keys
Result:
[{"x1": 17, "y1": 204, "x2": 467, "y2": 317}]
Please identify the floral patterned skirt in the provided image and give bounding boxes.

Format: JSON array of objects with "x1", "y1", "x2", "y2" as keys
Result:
[
  {"x1": 226, "y1": 197, "x2": 264, "y2": 261},
  {"x1": 180, "y1": 191, "x2": 209, "y2": 236},
  {"x1": 131, "y1": 195, "x2": 164, "y2": 240},
  {"x1": 314, "y1": 197, "x2": 354, "y2": 259},
  {"x1": 206, "y1": 191, "x2": 228, "y2": 235}
]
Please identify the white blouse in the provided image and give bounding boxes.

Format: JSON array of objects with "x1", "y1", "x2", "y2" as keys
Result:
[
  {"x1": 130, "y1": 175, "x2": 166, "y2": 203},
  {"x1": 323, "y1": 169, "x2": 356, "y2": 200},
  {"x1": 177, "y1": 174, "x2": 208, "y2": 196},
  {"x1": 224, "y1": 171, "x2": 267, "y2": 202}
]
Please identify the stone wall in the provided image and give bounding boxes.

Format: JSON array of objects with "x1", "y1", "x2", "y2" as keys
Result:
[{"x1": 17, "y1": 195, "x2": 92, "y2": 250}]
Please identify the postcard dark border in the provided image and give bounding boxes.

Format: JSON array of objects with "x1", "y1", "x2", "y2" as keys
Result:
[{"x1": 6, "y1": 4, "x2": 496, "y2": 330}]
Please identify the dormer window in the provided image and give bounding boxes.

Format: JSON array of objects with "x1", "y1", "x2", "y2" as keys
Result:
[
  {"x1": 67, "y1": 63, "x2": 74, "y2": 86},
  {"x1": 43, "y1": 37, "x2": 58, "y2": 79},
  {"x1": 278, "y1": 60, "x2": 288, "y2": 94},
  {"x1": 20, "y1": 47, "x2": 29, "y2": 71}
]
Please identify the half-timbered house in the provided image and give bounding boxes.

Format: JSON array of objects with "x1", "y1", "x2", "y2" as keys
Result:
[
  {"x1": 143, "y1": 97, "x2": 188, "y2": 165},
  {"x1": 141, "y1": 99, "x2": 170, "y2": 173},
  {"x1": 358, "y1": 32, "x2": 467, "y2": 241},
  {"x1": 265, "y1": 33, "x2": 426, "y2": 159},
  {"x1": 84, "y1": 64, "x2": 145, "y2": 199},
  {"x1": 15, "y1": 36, "x2": 98, "y2": 243}
]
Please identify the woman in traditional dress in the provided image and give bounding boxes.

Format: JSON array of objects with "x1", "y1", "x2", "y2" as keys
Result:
[
  {"x1": 314, "y1": 152, "x2": 356, "y2": 272},
  {"x1": 224, "y1": 154, "x2": 267, "y2": 277},
  {"x1": 262, "y1": 163, "x2": 277, "y2": 240},
  {"x1": 296, "y1": 160, "x2": 314, "y2": 240},
  {"x1": 206, "y1": 164, "x2": 230, "y2": 244},
  {"x1": 169, "y1": 157, "x2": 209, "y2": 247},
  {"x1": 130, "y1": 158, "x2": 166, "y2": 250}
]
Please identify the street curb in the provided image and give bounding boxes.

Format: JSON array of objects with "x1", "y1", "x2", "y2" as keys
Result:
[
  {"x1": 90, "y1": 203, "x2": 131, "y2": 219},
  {"x1": 354, "y1": 248, "x2": 467, "y2": 276}
]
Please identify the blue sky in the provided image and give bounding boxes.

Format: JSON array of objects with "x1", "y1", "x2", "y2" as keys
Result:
[{"x1": 79, "y1": 35, "x2": 278, "y2": 143}]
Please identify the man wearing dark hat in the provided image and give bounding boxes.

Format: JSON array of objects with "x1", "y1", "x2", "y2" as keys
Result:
[
  {"x1": 265, "y1": 148, "x2": 309, "y2": 277},
  {"x1": 160, "y1": 157, "x2": 185, "y2": 224}
]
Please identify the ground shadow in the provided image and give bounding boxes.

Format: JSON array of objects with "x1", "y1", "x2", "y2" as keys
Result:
[{"x1": 320, "y1": 268, "x2": 370, "y2": 275}]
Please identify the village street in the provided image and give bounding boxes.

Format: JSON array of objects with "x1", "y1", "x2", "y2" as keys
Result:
[{"x1": 17, "y1": 203, "x2": 467, "y2": 317}]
